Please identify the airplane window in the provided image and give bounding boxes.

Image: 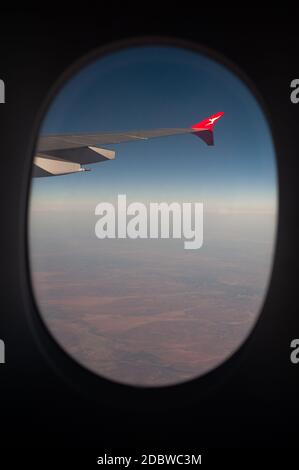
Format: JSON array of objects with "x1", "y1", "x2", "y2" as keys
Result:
[{"x1": 28, "y1": 42, "x2": 277, "y2": 387}]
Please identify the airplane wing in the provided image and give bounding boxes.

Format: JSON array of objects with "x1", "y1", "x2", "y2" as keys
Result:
[{"x1": 33, "y1": 112, "x2": 224, "y2": 177}]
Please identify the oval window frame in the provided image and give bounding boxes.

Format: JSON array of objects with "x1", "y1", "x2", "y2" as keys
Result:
[{"x1": 23, "y1": 36, "x2": 279, "y2": 410}]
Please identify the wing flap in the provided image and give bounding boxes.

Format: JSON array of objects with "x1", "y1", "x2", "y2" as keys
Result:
[
  {"x1": 34, "y1": 155, "x2": 82, "y2": 176},
  {"x1": 39, "y1": 146, "x2": 115, "y2": 165}
]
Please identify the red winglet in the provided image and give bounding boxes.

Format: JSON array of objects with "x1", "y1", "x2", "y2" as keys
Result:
[
  {"x1": 192, "y1": 111, "x2": 224, "y2": 130},
  {"x1": 191, "y1": 112, "x2": 224, "y2": 146}
]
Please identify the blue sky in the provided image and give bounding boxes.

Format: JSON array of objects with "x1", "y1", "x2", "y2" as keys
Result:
[{"x1": 31, "y1": 45, "x2": 277, "y2": 214}]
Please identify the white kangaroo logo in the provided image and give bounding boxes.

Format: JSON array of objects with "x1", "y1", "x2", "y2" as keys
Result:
[{"x1": 208, "y1": 116, "x2": 220, "y2": 125}]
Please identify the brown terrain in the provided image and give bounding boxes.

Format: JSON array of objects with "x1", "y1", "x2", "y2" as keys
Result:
[{"x1": 30, "y1": 225, "x2": 273, "y2": 386}]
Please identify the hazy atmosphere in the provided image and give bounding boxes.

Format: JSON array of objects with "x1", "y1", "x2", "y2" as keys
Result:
[{"x1": 29, "y1": 45, "x2": 277, "y2": 386}]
